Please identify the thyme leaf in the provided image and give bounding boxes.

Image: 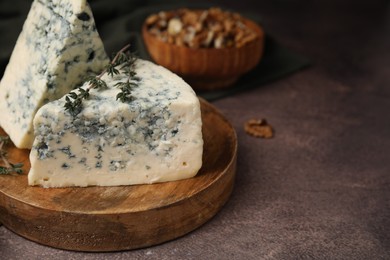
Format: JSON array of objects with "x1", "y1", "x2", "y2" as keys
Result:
[
  {"x1": 64, "y1": 44, "x2": 140, "y2": 116},
  {"x1": 0, "y1": 135, "x2": 24, "y2": 175}
]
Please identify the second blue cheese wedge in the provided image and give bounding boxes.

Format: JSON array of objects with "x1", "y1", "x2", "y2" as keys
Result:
[
  {"x1": 28, "y1": 60, "x2": 203, "y2": 188},
  {"x1": 0, "y1": 0, "x2": 109, "y2": 149}
]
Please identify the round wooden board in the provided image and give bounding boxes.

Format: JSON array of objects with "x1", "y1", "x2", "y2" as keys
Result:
[{"x1": 0, "y1": 98, "x2": 237, "y2": 252}]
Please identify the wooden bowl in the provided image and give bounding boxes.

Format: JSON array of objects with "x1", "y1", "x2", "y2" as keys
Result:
[{"x1": 142, "y1": 16, "x2": 265, "y2": 91}]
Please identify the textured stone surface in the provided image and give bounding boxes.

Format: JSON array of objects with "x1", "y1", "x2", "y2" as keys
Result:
[{"x1": 1, "y1": 0, "x2": 389, "y2": 259}]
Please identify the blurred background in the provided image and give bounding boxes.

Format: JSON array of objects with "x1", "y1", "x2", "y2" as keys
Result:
[
  {"x1": 0, "y1": 0, "x2": 389, "y2": 258},
  {"x1": 1, "y1": 0, "x2": 389, "y2": 82}
]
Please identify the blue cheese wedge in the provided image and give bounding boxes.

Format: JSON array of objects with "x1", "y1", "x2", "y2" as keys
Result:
[
  {"x1": 0, "y1": 0, "x2": 109, "y2": 149},
  {"x1": 28, "y1": 60, "x2": 203, "y2": 187}
]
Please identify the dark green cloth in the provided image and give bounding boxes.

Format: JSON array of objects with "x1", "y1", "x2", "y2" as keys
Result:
[{"x1": 0, "y1": 0, "x2": 309, "y2": 101}]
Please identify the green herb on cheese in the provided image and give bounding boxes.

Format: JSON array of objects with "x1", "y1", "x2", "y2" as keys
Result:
[
  {"x1": 64, "y1": 44, "x2": 140, "y2": 116},
  {"x1": 0, "y1": 135, "x2": 23, "y2": 175}
]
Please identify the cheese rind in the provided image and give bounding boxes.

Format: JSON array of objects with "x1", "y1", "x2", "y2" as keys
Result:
[
  {"x1": 0, "y1": 0, "x2": 109, "y2": 149},
  {"x1": 28, "y1": 60, "x2": 203, "y2": 188}
]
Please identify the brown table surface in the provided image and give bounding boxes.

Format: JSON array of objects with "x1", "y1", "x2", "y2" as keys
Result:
[{"x1": 1, "y1": 0, "x2": 389, "y2": 259}]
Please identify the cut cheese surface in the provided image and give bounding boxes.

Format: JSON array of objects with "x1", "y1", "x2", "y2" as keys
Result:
[
  {"x1": 0, "y1": 0, "x2": 109, "y2": 149},
  {"x1": 28, "y1": 60, "x2": 203, "y2": 188}
]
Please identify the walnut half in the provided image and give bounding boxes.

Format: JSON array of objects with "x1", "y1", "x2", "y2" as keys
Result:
[{"x1": 244, "y1": 119, "x2": 274, "y2": 138}]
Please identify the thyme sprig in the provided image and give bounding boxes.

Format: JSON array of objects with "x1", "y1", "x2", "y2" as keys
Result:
[
  {"x1": 64, "y1": 44, "x2": 140, "y2": 116},
  {"x1": 0, "y1": 136, "x2": 23, "y2": 175}
]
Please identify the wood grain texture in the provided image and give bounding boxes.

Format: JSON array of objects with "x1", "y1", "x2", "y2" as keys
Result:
[{"x1": 0, "y1": 98, "x2": 237, "y2": 252}]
